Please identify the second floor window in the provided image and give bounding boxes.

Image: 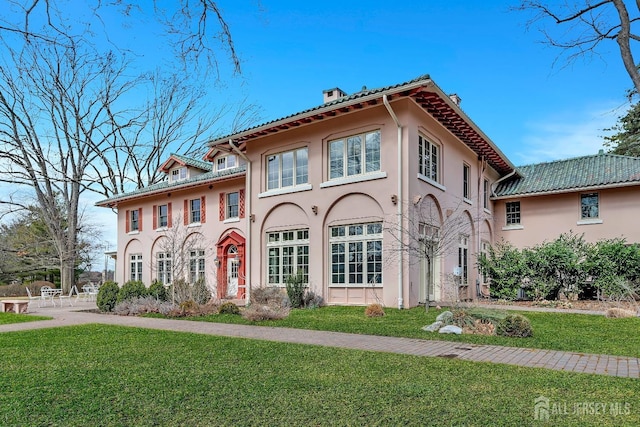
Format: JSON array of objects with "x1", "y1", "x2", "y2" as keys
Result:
[
  {"x1": 581, "y1": 193, "x2": 599, "y2": 219},
  {"x1": 158, "y1": 204, "x2": 168, "y2": 228},
  {"x1": 483, "y1": 179, "x2": 490, "y2": 209},
  {"x1": 267, "y1": 148, "x2": 308, "y2": 190},
  {"x1": 463, "y1": 163, "x2": 470, "y2": 199},
  {"x1": 130, "y1": 209, "x2": 140, "y2": 231},
  {"x1": 226, "y1": 192, "x2": 239, "y2": 219},
  {"x1": 506, "y1": 201, "x2": 521, "y2": 225},
  {"x1": 190, "y1": 198, "x2": 201, "y2": 223},
  {"x1": 329, "y1": 130, "x2": 380, "y2": 179},
  {"x1": 418, "y1": 135, "x2": 440, "y2": 183}
]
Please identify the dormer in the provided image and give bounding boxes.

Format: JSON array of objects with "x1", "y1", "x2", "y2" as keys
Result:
[{"x1": 159, "y1": 153, "x2": 213, "y2": 182}]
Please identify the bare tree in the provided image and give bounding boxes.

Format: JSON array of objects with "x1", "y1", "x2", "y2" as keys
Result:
[
  {"x1": 517, "y1": 1, "x2": 640, "y2": 96},
  {"x1": 0, "y1": 2, "x2": 251, "y2": 291}
]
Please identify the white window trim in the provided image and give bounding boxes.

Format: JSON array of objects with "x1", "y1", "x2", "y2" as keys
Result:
[
  {"x1": 328, "y1": 130, "x2": 381, "y2": 180},
  {"x1": 155, "y1": 227, "x2": 169, "y2": 232},
  {"x1": 258, "y1": 183, "x2": 312, "y2": 198},
  {"x1": 226, "y1": 192, "x2": 240, "y2": 220},
  {"x1": 463, "y1": 197, "x2": 473, "y2": 206},
  {"x1": 187, "y1": 222, "x2": 201, "y2": 228},
  {"x1": 577, "y1": 219, "x2": 603, "y2": 225},
  {"x1": 321, "y1": 171, "x2": 387, "y2": 188},
  {"x1": 127, "y1": 230, "x2": 140, "y2": 236},
  {"x1": 217, "y1": 155, "x2": 237, "y2": 171},
  {"x1": 266, "y1": 148, "x2": 308, "y2": 191},
  {"x1": 266, "y1": 229, "x2": 310, "y2": 286},
  {"x1": 501, "y1": 225, "x2": 524, "y2": 231},
  {"x1": 417, "y1": 173, "x2": 446, "y2": 192},
  {"x1": 329, "y1": 223, "x2": 383, "y2": 288},
  {"x1": 224, "y1": 218, "x2": 240, "y2": 224}
]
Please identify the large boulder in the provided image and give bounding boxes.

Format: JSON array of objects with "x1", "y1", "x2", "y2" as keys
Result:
[
  {"x1": 421, "y1": 321, "x2": 443, "y2": 332},
  {"x1": 439, "y1": 325, "x2": 462, "y2": 334}
]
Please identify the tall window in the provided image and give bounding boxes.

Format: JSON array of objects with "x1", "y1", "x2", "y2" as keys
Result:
[
  {"x1": 157, "y1": 252, "x2": 172, "y2": 284},
  {"x1": 158, "y1": 205, "x2": 168, "y2": 228},
  {"x1": 217, "y1": 155, "x2": 236, "y2": 171},
  {"x1": 267, "y1": 148, "x2": 308, "y2": 190},
  {"x1": 458, "y1": 235, "x2": 469, "y2": 285},
  {"x1": 483, "y1": 179, "x2": 490, "y2": 209},
  {"x1": 190, "y1": 198, "x2": 201, "y2": 223},
  {"x1": 581, "y1": 193, "x2": 599, "y2": 219},
  {"x1": 329, "y1": 130, "x2": 380, "y2": 179},
  {"x1": 267, "y1": 229, "x2": 309, "y2": 285},
  {"x1": 130, "y1": 209, "x2": 140, "y2": 231},
  {"x1": 129, "y1": 254, "x2": 142, "y2": 281},
  {"x1": 226, "y1": 192, "x2": 239, "y2": 219},
  {"x1": 189, "y1": 250, "x2": 205, "y2": 283},
  {"x1": 463, "y1": 163, "x2": 470, "y2": 199},
  {"x1": 330, "y1": 222, "x2": 383, "y2": 286},
  {"x1": 418, "y1": 135, "x2": 440, "y2": 182},
  {"x1": 505, "y1": 201, "x2": 521, "y2": 225}
]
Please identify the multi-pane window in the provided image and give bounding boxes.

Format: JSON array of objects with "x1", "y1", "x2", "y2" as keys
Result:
[
  {"x1": 267, "y1": 229, "x2": 309, "y2": 285},
  {"x1": 157, "y1": 252, "x2": 172, "y2": 284},
  {"x1": 463, "y1": 163, "x2": 470, "y2": 199},
  {"x1": 505, "y1": 201, "x2": 521, "y2": 225},
  {"x1": 329, "y1": 130, "x2": 380, "y2": 179},
  {"x1": 483, "y1": 179, "x2": 490, "y2": 209},
  {"x1": 458, "y1": 235, "x2": 469, "y2": 285},
  {"x1": 189, "y1": 250, "x2": 205, "y2": 283},
  {"x1": 129, "y1": 254, "x2": 142, "y2": 281},
  {"x1": 217, "y1": 155, "x2": 237, "y2": 171},
  {"x1": 129, "y1": 209, "x2": 140, "y2": 231},
  {"x1": 418, "y1": 135, "x2": 440, "y2": 182},
  {"x1": 190, "y1": 198, "x2": 201, "y2": 223},
  {"x1": 226, "y1": 192, "x2": 239, "y2": 219},
  {"x1": 267, "y1": 148, "x2": 308, "y2": 190},
  {"x1": 158, "y1": 205, "x2": 168, "y2": 228},
  {"x1": 330, "y1": 222, "x2": 383, "y2": 286},
  {"x1": 171, "y1": 167, "x2": 187, "y2": 182},
  {"x1": 581, "y1": 193, "x2": 599, "y2": 219}
]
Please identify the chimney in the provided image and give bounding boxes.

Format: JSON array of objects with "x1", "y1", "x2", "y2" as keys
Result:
[
  {"x1": 323, "y1": 87, "x2": 347, "y2": 103},
  {"x1": 448, "y1": 93, "x2": 461, "y2": 106}
]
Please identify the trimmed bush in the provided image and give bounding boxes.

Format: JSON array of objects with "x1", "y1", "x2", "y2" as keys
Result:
[
  {"x1": 251, "y1": 286, "x2": 288, "y2": 307},
  {"x1": 219, "y1": 301, "x2": 240, "y2": 315},
  {"x1": 497, "y1": 314, "x2": 533, "y2": 338},
  {"x1": 117, "y1": 280, "x2": 148, "y2": 304},
  {"x1": 97, "y1": 281, "x2": 120, "y2": 312},
  {"x1": 148, "y1": 280, "x2": 168, "y2": 302},
  {"x1": 365, "y1": 303, "x2": 385, "y2": 318}
]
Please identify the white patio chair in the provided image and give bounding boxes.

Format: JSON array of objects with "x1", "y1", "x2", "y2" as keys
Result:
[
  {"x1": 25, "y1": 287, "x2": 42, "y2": 308},
  {"x1": 40, "y1": 286, "x2": 54, "y2": 307},
  {"x1": 59, "y1": 285, "x2": 77, "y2": 307}
]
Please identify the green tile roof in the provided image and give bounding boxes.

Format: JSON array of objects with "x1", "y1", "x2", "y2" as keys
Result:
[
  {"x1": 95, "y1": 164, "x2": 246, "y2": 206},
  {"x1": 494, "y1": 152, "x2": 640, "y2": 197},
  {"x1": 167, "y1": 153, "x2": 212, "y2": 171}
]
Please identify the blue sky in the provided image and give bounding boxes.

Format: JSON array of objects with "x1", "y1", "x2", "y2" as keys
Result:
[{"x1": 215, "y1": 0, "x2": 630, "y2": 165}]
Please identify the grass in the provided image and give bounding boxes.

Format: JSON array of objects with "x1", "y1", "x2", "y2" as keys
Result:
[
  {"x1": 177, "y1": 306, "x2": 640, "y2": 358},
  {"x1": 0, "y1": 311, "x2": 51, "y2": 325},
  {"x1": 0, "y1": 324, "x2": 637, "y2": 426}
]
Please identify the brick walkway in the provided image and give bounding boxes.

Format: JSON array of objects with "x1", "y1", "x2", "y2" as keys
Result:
[{"x1": 2, "y1": 301, "x2": 638, "y2": 379}]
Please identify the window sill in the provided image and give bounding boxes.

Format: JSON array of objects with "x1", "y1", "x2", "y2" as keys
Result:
[
  {"x1": 320, "y1": 171, "x2": 387, "y2": 188},
  {"x1": 224, "y1": 217, "x2": 240, "y2": 224},
  {"x1": 463, "y1": 197, "x2": 473, "y2": 206},
  {"x1": 127, "y1": 230, "x2": 140, "y2": 235},
  {"x1": 417, "y1": 173, "x2": 446, "y2": 192},
  {"x1": 258, "y1": 183, "x2": 312, "y2": 198},
  {"x1": 483, "y1": 208, "x2": 492, "y2": 215},
  {"x1": 577, "y1": 219, "x2": 603, "y2": 225},
  {"x1": 155, "y1": 227, "x2": 169, "y2": 232},
  {"x1": 187, "y1": 222, "x2": 201, "y2": 228},
  {"x1": 501, "y1": 225, "x2": 524, "y2": 231}
]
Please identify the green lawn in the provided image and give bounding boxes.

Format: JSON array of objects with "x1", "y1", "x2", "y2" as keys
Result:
[
  {"x1": 1, "y1": 325, "x2": 637, "y2": 426},
  {"x1": 0, "y1": 311, "x2": 50, "y2": 325},
  {"x1": 182, "y1": 306, "x2": 640, "y2": 358}
]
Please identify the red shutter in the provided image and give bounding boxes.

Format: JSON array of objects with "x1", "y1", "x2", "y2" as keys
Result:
[
  {"x1": 153, "y1": 205, "x2": 157, "y2": 229},
  {"x1": 239, "y1": 189, "x2": 245, "y2": 219},
  {"x1": 219, "y1": 192, "x2": 225, "y2": 221},
  {"x1": 184, "y1": 199, "x2": 189, "y2": 225},
  {"x1": 138, "y1": 208, "x2": 143, "y2": 231},
  {"x1": 125, "y1": 210, "x2": 130, "y2": 233},
  {"x1": 201, "y1": 196, "x2": 206, "y2": 223},
  {"x1": 167, "y1": 202, "x2": 173, "y2": 228}
]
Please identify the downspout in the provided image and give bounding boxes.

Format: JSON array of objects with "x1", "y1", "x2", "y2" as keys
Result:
[
  {"x1": 383, "y1": 94, "x2": 404, "y2": 309},
  {"x1": 229, "y1": 140, "x2": 251, "y2": 304}
]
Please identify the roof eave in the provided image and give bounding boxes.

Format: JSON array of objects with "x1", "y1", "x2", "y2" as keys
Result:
[{"x1": 492, "y1": 180, "x2": 640, "y2": 200}]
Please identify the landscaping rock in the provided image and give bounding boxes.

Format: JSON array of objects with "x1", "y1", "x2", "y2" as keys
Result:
[
  {"x1": 436, "y1": 310, "x2": 453, "y2": 324},
  {"x1": 439, "y1": 325, "x2": 462, "y2": 334},
  {"x1": 421, "y1": 321, "x2": 443, "y2": 332}
]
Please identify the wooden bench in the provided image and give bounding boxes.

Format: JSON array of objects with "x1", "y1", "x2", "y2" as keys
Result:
[{"x1": 1, "y1": 300, "x2": 29, "y2": 314}]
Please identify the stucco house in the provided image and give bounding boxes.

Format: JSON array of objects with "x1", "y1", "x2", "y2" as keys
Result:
[{"x1": 96, "y1": 74, "x2": 640, "y2": 308}]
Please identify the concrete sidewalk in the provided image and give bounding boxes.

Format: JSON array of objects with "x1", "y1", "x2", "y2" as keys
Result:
[{"x1": 2, "y1": 301, "x2": 638, "y2": 379}]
